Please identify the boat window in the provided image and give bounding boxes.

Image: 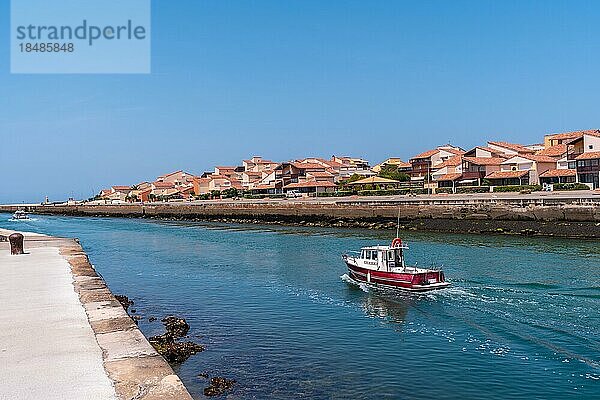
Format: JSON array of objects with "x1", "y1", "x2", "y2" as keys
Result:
[
  {"x1": 364, "y1": 251, "x2": 370, "y2": 260},
  {"x1": 371, "y1": 251, "x2": 378, "y2": 260},
  {"x1": 388, "y1": 251, "x2": 395, "y2": 260}
]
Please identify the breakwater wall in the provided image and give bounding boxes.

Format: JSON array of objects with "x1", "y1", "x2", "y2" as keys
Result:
[
  {"x1": 0, "y1": 228, "x2": 194, "y2": 399},
  {"x1": 3, "y1": 196, "x2": 600, "y2": 238}
]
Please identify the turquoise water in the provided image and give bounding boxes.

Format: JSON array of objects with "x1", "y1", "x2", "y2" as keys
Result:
[{"x1": 2, "y1": 214, "x2": 599, "y2": 399}]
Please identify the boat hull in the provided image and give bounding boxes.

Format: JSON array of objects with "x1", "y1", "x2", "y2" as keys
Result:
[{"x1": 345, "y1": 262, "x2": 450, "y2": 292}]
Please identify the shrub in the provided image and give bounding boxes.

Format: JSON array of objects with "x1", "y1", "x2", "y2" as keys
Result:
[
  {"x1": 456, "y1": 186, "x2": 491, "y2": 194},
  {"x1": 553, "y1": 183, "x2": 590, "y2": 191},
  {"x1": 195, "y1": 194, "x2": 210, "y2": 200},
  {"x1": 492, "y1": 185, "x2": 541, "y2": 193},
  {"x1": 221, "y1": 188, "x2": 239, "y2": 198},
  {"x1": 435, "y1": 187, "x2": 454, "y2": 194}
]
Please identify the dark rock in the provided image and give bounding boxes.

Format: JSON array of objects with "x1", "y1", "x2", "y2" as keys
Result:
[
  {"x1": 203, "y1": 377, "x2": 236, "y2": 397},
  {"x1": 197, "y1": 372, "x2": 209, "y2": 379},
  {"x1": 148, "y1": 316, "x2": 157, "y2": 322},
  {"x1": 162, "y1": 316, "x2": 190, "y2": 338},
  {"x1": 149, "y1": 334, "x2": 204, "y2": 364},
  {"x1": 114, "y1": 295, "x2": 134, "y2": 312},
  {"x1": 149, "y1": 315, "x2": 202, "y2": 364},
  {"x1": 130, "y1": 308, "x2": 137, "y2": 313}
]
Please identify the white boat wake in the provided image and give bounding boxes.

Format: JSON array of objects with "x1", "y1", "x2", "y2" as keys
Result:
[{"x1": 341, "y1": 273, "x2": 369, "y2": 292}]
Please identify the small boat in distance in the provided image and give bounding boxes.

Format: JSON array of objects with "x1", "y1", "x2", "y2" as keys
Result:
[
  {"x1": 11, "y1": 210, "x2": 30, "y2": 220},
  {"x1": 342, "y1": 238, "x2": 450, "y2": 292}
]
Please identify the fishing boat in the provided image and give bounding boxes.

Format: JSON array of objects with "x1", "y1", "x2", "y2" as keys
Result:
[
  {"x1": 342, "y1": 237, "x2": 450, "y2": 291},
  {"x1": 11, "y1": 210, "x2": 30, "y2": 220}
]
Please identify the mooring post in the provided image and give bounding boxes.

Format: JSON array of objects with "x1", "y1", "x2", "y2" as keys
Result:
[{"x1": 9, "y1": 233, "x2": 24, "y2": 255}]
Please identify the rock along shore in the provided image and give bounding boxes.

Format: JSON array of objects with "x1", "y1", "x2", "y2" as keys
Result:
[
  {"x1": 3, "y1": 193, "x2": 600, "y2": 238},
  {"x1": 0, "y1": 228, "x2": 193, "y2": 400}
]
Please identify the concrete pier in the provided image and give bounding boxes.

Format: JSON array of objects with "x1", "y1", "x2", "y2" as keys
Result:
[{"x1": 0, "y1": 229, "x2": 193, "y2": 400}]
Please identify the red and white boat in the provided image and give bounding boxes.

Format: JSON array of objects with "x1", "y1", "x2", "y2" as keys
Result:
[{"x1": 342, "y1": 238, "x2": 450, "y2": 292}]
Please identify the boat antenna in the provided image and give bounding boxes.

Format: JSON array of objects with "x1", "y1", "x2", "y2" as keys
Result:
[{"x1": 396, "y1": 206, "x2": 400, "y2": 238}]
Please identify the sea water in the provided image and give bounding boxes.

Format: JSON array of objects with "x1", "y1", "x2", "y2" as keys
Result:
[{"x1": 2, "y1": 214, "x2": 599, "y2": 399}]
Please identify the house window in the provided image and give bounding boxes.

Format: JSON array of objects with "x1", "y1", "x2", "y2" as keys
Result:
[
  {"x1": 589, "y1": 145, "x2": 594, "y2": 150},
  {"x1": 568, "y1": 161, "x2": 576, "y2": 169},
  {"x1": 578, "y1": 161, "x2": 585, "y2": 168},
  {"x1": 592, "y1": 159, "x2": 599, "y2": 167}
]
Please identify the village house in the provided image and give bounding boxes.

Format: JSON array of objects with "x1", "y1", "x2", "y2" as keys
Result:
[
  {"x1": 544, "y1": 129, "x2": 595, "y2": 148},
  {"x1": 241, "y1": 171, "x2": 264, "y2": 189},
  {"x1": 486, "y1": 154, "x2": 556, "y2": 186},
  {"x1": 132, "y1": 188, "x2": 152, "y2": 202},
  {"x1": 431, "y1": 155, "x2": 464, "y2": 190},
  {"x1": 156, "y1": 170, "x2": 195, "y2": 187},
  {"x1": 242, "y1": 156, "x2": 279, "y2": 173},
  {"x1": 409, "y1": 145, "x2": 464, "y2": 187},
  {"x1": 295, "y1": 158, "x2": 344, "y2": 182},
  {"x1": 331, "y1": 156, "x2": 375, "y2": 179},
  {"x1": 150, "y1": 181, "x2": 179, "y2": 199},
  {"x1": 282, "y1": 180, "x2": 337, "y2": 195},
  {"x1": 536, "y1": 143, "x2": 577, "y2": 186},
  {"x1": 134, "y1": 181, "x2": 153, "y2": 191},
  {"x1": 564, "y1": 129, "x2": 600, "y2": 188},
  {"x1": 487, "y1": 141, "x2": 536, "y2": 157}
]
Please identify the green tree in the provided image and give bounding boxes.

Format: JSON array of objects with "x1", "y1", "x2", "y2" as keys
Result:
[{"x1": 378, "y1": 165, "x2": 410, "y2": 181}]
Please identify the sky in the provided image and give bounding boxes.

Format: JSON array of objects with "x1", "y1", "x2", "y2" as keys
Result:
[{"x1": 1, "y1": 0, "x2": 599, "y2": 203}]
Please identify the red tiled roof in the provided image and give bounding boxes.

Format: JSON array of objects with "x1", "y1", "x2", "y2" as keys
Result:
[
  {"x1": 194, "y1": 177, "x2": 211, "y2": 183},
  {"x1": 488, "y1": 141, "x2": 535, "y2": 154},
  {"x1": 485, "y1": 170, "x2": 529, "y2": 179},
  {"x1": 411, "y1": 149, "x2": 439, "y2": 160},
  {"x1": 111, "y1": 186, "x2": 131, "y2": 191},
  {"x1": 215, "y1": 166, "x2": 236, "y2": 170},
  {"x1": 539, "y1": 169, "x2": 577, "y2": 178},
  {"x1": 284, "y1": 180, "x2": 337, "y2": 188},
  {"x1": 433, "y1": 173, "x2": 462, "y2": 182},
  {"x1": 157, "y1": 170, "x2": 186, "y2": 179},
  {"x1": 153, "y1": 181, "x2": 175, "y2": 189},
  {"x1": 510, "y1": 154, "x2": 557, "y2": 163},
  {"x1": 575, "y1": 151, "x2": 600, "y2": 160},
  {"x1": 536, "y1": 144, "x2": 567, "y2": 157},
  {"x1": 463, "y1": 157, "x2": 506, "y2": 166},
  {"x1": 291, "y1": 162, "x2": 327, "y2": 170},
  {"x1": 547, "y1": 129, "x2": 600, "y2": 140},
  {"x1": 442, "y1": 147, "x2": 466, "y2": 156},
  {"x1": 435, "y1": 155, "x2": 462, "y2": 168}
]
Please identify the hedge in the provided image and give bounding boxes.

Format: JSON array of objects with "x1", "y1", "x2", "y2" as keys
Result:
[
  {"x1": 492, "y1": 185, "x2": 542, "y2": 193},
  {"x1": 553, "y1": 183, "x2": 590, "y2": 191},
  {"x1": 317, "y1": 191, "x2": 357, "y2": 197},
  {"x1": 456, "y1": 186, "x2": 491, "y2": 194},
  {"x1": 435, "y1": 188, "x2": 454, "y2": 194}
]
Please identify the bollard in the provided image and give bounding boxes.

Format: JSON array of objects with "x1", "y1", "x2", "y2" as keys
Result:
[{"x1": 9, "y1": 233, "x2": 25, "y2": 255}]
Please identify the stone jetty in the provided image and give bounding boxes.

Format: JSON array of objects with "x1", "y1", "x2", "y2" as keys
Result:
[{"x1": 0, "y1": 228, "x2": 193, "y2": 400}]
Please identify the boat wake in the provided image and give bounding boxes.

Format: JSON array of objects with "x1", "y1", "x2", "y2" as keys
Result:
[{"x1": 340, "y1": 273, "x2": 369, "y2": 292}]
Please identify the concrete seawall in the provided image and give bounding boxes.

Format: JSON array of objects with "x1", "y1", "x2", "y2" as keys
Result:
[
  {"x1": 0, "y1": 229, "x2": 193, "y2": 400},
  {"x1": 3, "y1": 193, "x2": 600, "y2": 238}
]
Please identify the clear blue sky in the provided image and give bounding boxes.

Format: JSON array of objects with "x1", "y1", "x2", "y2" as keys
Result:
[{"x1": 1, "y1": 0, "x2": 599, "y2": 203}]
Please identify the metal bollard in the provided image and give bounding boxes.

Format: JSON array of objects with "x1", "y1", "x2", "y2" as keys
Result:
[{"x1": 9, "y1": 233, "x2": 25, "y2": 255}]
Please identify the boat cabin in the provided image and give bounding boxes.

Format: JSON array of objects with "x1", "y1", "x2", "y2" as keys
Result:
[{"x1": 358, "y1": 244, "x2": 407, "y2": 272}]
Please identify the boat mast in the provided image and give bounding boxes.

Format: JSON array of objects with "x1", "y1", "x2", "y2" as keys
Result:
[{"x1": 396, "y1": 206, "x2": 400, "y2": 239}]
